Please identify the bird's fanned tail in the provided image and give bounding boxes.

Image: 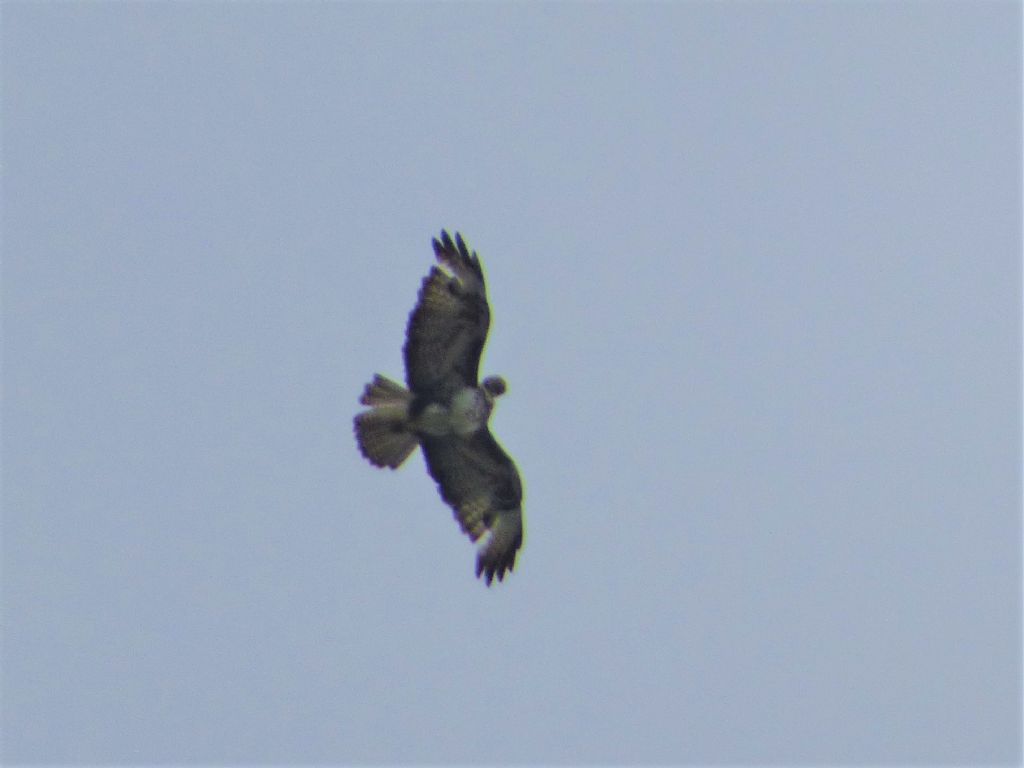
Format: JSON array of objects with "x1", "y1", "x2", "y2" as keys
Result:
[{"x1": 353, "y1": 374, "x2": 418, "y2": 469}]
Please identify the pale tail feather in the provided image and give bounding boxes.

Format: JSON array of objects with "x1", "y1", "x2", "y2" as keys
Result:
[
  {"x1": 354, "y1": 375, "x2": 418, "y2": 469},
  {"x1": 360, "y1": 374, "x2": 411, "y2": 407}
]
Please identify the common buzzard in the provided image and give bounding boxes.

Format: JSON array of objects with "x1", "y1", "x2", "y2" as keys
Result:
[{"x1": 354, "y1": 231, "x2": 524, "y2": 585}]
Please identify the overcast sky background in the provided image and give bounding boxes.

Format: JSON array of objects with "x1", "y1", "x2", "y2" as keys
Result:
[{"x1": 3, "y1": 2, "x2": 1021, "y2": 764}]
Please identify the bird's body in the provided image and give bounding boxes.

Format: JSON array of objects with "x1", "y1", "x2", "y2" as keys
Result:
[
  {"x1": 416, "y1": 385, "x2": 494, "y2": 437},
  {"x1": 354, "y1": 231, "x2": 524, "y2": 585}
]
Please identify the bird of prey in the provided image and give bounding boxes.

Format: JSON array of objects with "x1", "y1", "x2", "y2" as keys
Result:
[{"x1": 354, "y1": 231, "x2": 524, "y2": 585}]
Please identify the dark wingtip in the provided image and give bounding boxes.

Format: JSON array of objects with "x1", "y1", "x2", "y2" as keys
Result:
[
  {"x1": 433, "y1": 229, "x2": 485, "y2": 288},
  {"x1": 455, "y1": 232, "x2": 471, "y2": 260},
  {"x1": 476, "y1": 554, "x2": 515, "y2": 587},
  {"x1": 434, "y1": 229, "x2": 476, "y2": 262},
  {"x1": 437, "y1": 229, "x2": 455, "y2": 252},
  {"x1": 475, "y1": 558, "x2": 494, "y2": 586}
]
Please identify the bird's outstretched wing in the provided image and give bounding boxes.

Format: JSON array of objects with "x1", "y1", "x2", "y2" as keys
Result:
[
  {"x1": 403, "y1": 231, "x2": 490, "y2": 399},
  {"x1": 420, "y1": 429, "x2": 524, "y2": 585}
]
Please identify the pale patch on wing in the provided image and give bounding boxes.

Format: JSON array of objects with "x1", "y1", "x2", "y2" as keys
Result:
[
  {"x1": 453, "y1": 494, "x2": 493, "y2": 540},
  {"x1": 474, "y1": 528, "x2": 493, "y2": 552}
]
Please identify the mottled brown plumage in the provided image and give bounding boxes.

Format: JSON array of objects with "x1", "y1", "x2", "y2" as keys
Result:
[{"x1": 354, "y1": 231, "x2": 524, "y2": 585}]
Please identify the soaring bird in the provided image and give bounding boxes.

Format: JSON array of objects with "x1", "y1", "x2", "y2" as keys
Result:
[{"x1": 354, "y1": 231, "x2": 524, "y2": 585}]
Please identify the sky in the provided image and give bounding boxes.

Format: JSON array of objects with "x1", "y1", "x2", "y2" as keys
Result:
[{"x1": 2, "y1": 2, "x2": 1021, "y2": 764}]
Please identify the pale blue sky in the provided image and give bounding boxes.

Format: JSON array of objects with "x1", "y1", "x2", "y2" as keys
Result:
[{"x1": 3, "y1": 2, "x2": 1021, "y2": 764}]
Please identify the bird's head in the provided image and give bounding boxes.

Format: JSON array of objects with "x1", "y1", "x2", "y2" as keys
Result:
[{"x1": 482, "y1": 375, "x2": 507, "y2": 401}]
